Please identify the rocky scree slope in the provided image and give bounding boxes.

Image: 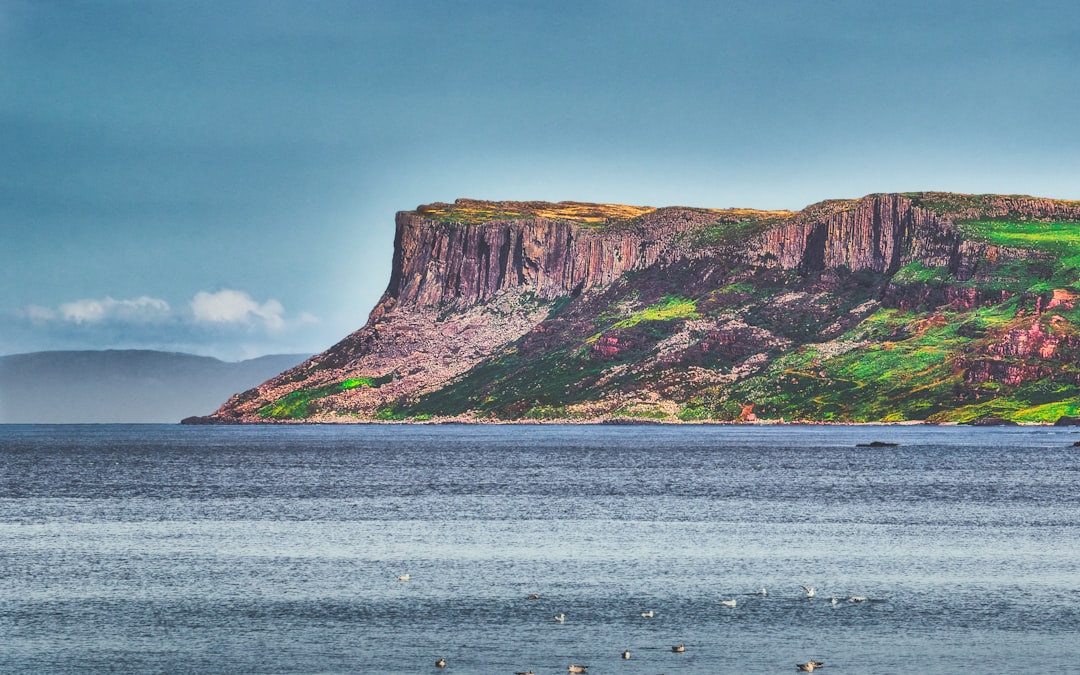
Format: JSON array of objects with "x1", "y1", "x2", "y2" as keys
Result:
[{"x1": 198, "y1": 193, "x2": 1080, "y2": 424}]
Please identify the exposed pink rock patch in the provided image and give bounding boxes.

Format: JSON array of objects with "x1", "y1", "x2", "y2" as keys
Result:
[{"x1": 1047, "y1": 288, "x2": 1078, "y2": 310}]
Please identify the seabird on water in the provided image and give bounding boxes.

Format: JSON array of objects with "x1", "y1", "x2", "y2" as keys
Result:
[
  {"x1": 640, "y1": 610, "x2": 654, "y2": 618},
  {"x1": 721, "y1": 598, "x2": 737, "y2": 608},
  {"x1": 672, "y1": 644, "x2": 686, "y2": 653},
  {"x1": 802, "y1": 586, "x2": 815, "y2": 598},
  {"x1": 554, "y1": 613, "x2": 565, "y2": 622}
]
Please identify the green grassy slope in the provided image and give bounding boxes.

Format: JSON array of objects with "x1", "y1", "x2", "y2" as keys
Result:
[
  {"x1": 246, "y1": 195, "x2": 1080, "y2": 424},
  {"x1": 380, "y1": 212, "x2": 1080, "y2": 423}
]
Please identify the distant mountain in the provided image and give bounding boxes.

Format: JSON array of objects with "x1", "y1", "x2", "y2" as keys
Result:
[
  {"x1": 0, "y1": 350, "x2": 310, "y2": 423},
  {"x1": 199, "y1": 193, "x2": 1080, "y2": 424}
]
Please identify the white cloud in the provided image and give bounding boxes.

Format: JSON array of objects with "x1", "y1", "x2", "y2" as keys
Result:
[
  {"x1": 58, "y1": 296, "x2": 171, "y2": 324},
  {"x1": 21, "y1": 304, "x2": 56, "y2": 322},
  {"x1": 190, "y1": 289, "x2": 286, "y2": 330},
  {"x1": 8, "y1": 290, "x2": 317, "y2": 359}
]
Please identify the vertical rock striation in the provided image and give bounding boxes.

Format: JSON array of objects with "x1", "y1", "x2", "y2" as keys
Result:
[
  {"x1": 752, "y1": 194, "x2": 959, "y2": 274},
  {"x1": 386, "y1": 209, "x2": 723, "y2": 309}
]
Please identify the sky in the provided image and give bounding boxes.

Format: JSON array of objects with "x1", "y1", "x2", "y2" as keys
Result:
[{"x1": 2, "y1": 0, "x2": 1079, "y2": 360}]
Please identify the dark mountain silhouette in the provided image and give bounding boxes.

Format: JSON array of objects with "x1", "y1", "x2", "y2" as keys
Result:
[{"x1": 0, "y1": 350, "x2": 309, "y2": 423}]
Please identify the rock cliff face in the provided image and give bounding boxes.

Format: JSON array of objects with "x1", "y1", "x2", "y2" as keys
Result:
[
  {"x1": 198, "y1": 192, "x2": 1080, "y2": 424},
  {"x1": 757, "y1": 194, "x2": 959, "y2": 274},
  {"x1": 391, "y1": 194, "x2": 978, "y2": 307},
  {"x1": 390, "y1": 207, "x2": 723, "y2": 308}
]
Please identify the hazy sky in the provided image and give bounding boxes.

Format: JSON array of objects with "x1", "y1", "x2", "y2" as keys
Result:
[{"x1": 3, "y1": 0, "x2": 1078, "y2": 360}]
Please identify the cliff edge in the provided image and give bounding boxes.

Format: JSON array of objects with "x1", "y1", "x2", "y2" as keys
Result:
[{"x1": 196, "y1": 192, "x2": 1080, "y2": 424}]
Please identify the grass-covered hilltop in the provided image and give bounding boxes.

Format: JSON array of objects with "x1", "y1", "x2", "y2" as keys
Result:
[{"x1": 193, "y1": 192, "x2": 1080, "y2": 424}]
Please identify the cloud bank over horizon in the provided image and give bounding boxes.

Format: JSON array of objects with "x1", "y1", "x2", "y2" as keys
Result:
[{"x1": 7, "y1": 289, "x2": 317, "y2": 361}]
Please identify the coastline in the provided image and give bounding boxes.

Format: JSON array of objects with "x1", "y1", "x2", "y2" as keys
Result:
[{"x1": 181, "y1": 415, "x2": 1076, "y2": 427}]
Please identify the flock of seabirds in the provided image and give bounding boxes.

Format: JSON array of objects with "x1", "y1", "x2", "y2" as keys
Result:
[{"x1": 395, "y1": 574, "x2": 869, "y2": 672}]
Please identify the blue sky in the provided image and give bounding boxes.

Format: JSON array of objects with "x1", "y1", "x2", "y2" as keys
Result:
[{"x1": 3, "y1": 0, "x2": 1078, "y2": 360}]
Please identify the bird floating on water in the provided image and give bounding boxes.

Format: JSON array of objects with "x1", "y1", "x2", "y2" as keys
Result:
[
  {"x1": 797, "y1": 659, "x2": 824, "y2": 671},
  {"x1": 435, "y1": 657, "x2": 445, "y2": 668},
  {"x1": 526, "y1": 593, "x2": 540, "y2": 600},
  {"x1": 756, "y1": 587, "x2": 767, "y2": 596},
  {"x1": 554, "y1": 613, "x2": 565, "y2": 622},
  {"x1": 802, "y1": 586, "x2": 815, "y2": 598},
  {"x1": 721, "y1": 598, "x2": 737, "y2": 608},
  {"x1": 849, "y1": 596, "x2": 869, "y2": 602},
  {"x1": 830, "y1": 597, "x2": 839, "y2": 606},
  {"x1": 640, "y1": 610, "x2": 654, "y2": 618},
  {"x1": 514, "y1": 671, "x2": 534, "y2": 675},
  {"x1": 568, "y1": 665, "x2": 588, "y2": 673},
  {"x1": 622, "y1": 650, "x2": 631, "y2": 659},
  {"x1": 398, "y1": 574, "x2": 410, "y2": 582},
  {"x1": 672, "y1": 644, "x2": 686, "y2": 653}
]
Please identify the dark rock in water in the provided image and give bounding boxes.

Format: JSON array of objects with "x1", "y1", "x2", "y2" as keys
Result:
[
  {"x1": 1072, "y1": 440, "x2": 1080, "y2": 447},
  {"x1": 967, "y1": 417, "x2": 1019, "y2": 426},
  {"x1": 856, "y1": 441, "x2": 899, "y2": 447},
  {"x1": 1054, "y1": 416, "x2": 1080, "y2": 426}
]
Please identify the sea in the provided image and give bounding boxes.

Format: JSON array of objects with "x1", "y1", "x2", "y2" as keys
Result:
[{"x1": 1, "y1": 423, "x2": 1078, "y2": 674}]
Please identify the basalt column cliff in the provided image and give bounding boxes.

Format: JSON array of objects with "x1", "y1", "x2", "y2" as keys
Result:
[{"x1": 197, "y1": 193, "x2": 1080, "y2": 424}]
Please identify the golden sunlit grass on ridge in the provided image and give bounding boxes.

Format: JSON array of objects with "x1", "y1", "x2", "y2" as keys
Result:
[
  {"x1": 416, "y1": 198, "x2": 655, "y2": 224},
  {"x1": 415, "y1": 198, "x2": 794, "y2": 226},
  {"x1": 531, "y1": 202, "x2": 655, "y2": 222}
]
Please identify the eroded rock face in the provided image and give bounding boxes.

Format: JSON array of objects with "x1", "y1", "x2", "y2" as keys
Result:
[
  {"x1": 388, "y1": 208, "x2": 723, "y2": 308},
  {"x1": 386, "y1": 194, "x2": 992, "y2": 311},
  {"x1": 753, "y1": 194, "x2": 952, "y2": 273},
  {"x1": 198, "y1": 192, "x2": 1080, "y2": 424}
]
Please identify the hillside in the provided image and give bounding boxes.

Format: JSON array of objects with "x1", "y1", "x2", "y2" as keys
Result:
[
  {"x1": 195, "y1": 193, "x2": 1080, "y2": 424},
  {"x1": 0, "y1": 351, "x2": 309, "y2": 423}
]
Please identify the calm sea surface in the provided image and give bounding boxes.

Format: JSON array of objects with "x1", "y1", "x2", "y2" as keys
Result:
[{"x1": 1, "y1": 424, "x2": 1079, "y2": 674}]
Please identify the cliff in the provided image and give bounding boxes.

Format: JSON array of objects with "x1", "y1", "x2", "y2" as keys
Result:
[{"x1": 196, "y1": 192, "x2": 1080, "y2": 424}]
